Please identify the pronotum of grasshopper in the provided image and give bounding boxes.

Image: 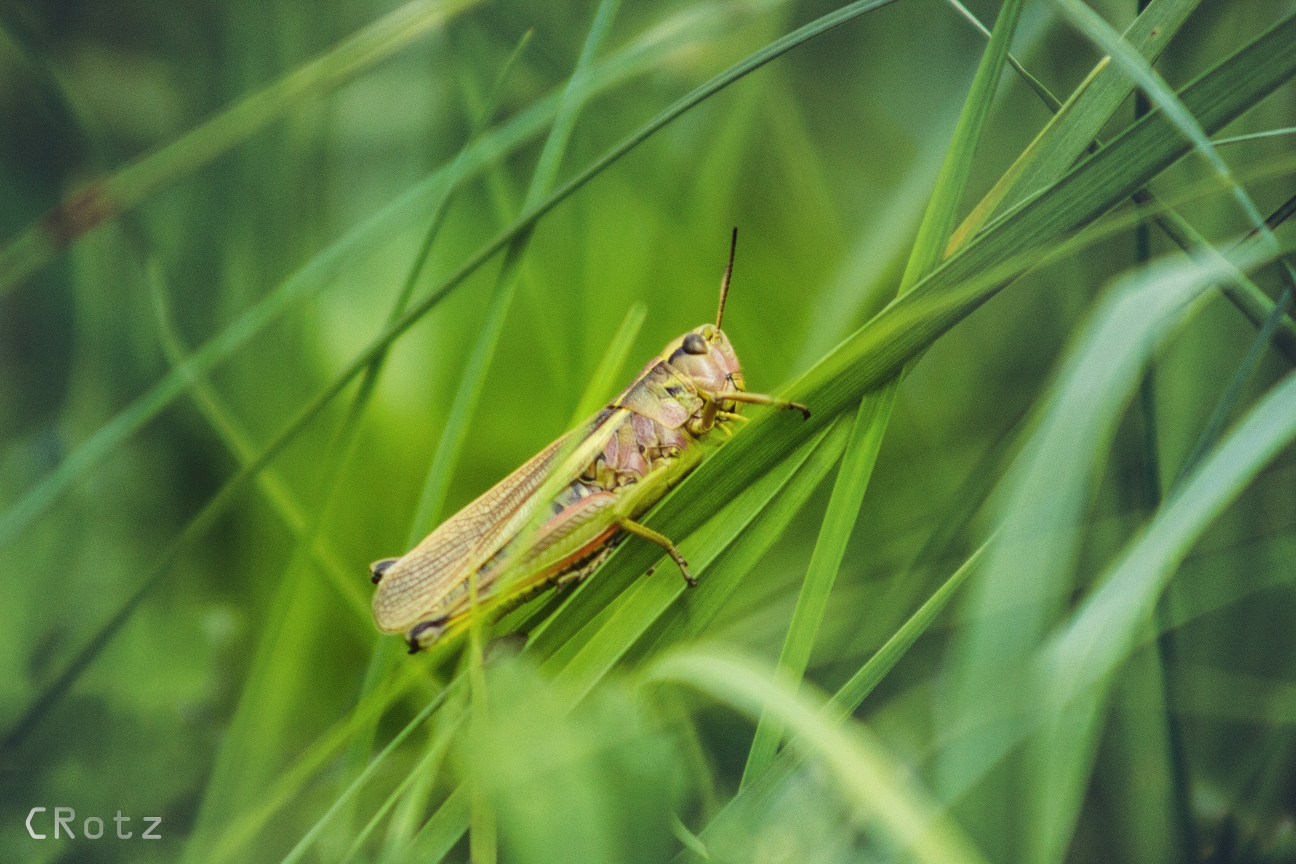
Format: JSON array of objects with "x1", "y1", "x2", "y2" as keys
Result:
[{"x1": 370, "y1": 229, "x2": 809, "y2": 653}]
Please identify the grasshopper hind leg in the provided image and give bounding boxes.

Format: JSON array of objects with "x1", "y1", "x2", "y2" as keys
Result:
[{"x1": 618, "y1": 518, "x2": 696, "y2": 587}]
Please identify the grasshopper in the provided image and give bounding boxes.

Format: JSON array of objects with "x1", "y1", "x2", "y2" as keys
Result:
[{"x1": 370, "y1": 230, "x2": 809, "y2": 652}]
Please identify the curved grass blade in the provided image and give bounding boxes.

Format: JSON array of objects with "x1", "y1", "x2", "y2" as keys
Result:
[
  {"x1": 0, "y1": 0, "x2": 481, "y2": 297},
  {"x1": 646, "y1": 648, "x2": 990, "y2": 864},
  {"x1": 683, "y1": 539, "x2": 989, "y2": 861},
  {"x1": 928, "y1": 235, "x2": 1295, "y2": 863}
]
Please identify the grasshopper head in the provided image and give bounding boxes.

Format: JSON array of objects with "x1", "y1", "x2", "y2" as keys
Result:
[{"x1": 664, "y1": 323, "x2": 743, "y2": 395}]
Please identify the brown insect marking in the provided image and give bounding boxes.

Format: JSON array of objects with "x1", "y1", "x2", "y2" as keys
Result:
[
  {"x1": 1148, "y1": 27, "x2": 1160, "y2": 39},
  {"x1": 41, "y1": 183, "x2": 116, "y2": 249}
]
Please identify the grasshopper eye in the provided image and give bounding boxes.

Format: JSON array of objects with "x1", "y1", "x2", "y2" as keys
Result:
[
  {"x1": 370, "y1": 557, "x2": 398, "y2": 584},
  {"x1": 682, "y1": 332, "x2": 707, "y2": 355}
]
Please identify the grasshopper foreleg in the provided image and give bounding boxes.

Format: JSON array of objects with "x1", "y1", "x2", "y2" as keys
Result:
[
  {"x1": 618, "y1": 518, "x2": 695, "y2": 587},
  {"x1": 700, "y1": 389, "x2": 810, "y2": 419}
]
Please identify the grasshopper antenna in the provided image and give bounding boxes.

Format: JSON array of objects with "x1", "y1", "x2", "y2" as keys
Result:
[{"x1": 716, "y1": 227, "x2": 737, "y2": 329}]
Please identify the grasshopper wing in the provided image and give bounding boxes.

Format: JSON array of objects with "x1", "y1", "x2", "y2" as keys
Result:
[{"x1": 372, "y1": 409, "x2": 628, "y2": 633}]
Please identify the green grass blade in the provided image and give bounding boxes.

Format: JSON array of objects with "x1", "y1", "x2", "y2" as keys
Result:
[
  {"x1": 543, "y1": 421, "x2": 847, "y2": 702},
  {"x1": 739, "y1": 392, "x2": 891, "y2": 785},
  {"x1": 194, "y1": 664, "x2": 430, "y2": 864},
  {"x1": 1216, "y1": 125, "x2": 1296, "y2": 146},
  {"x1": 408, "y1": 785, "x2": 470, "y2": 863},
  {"x1": 686, "y1": 539, "x2": 988, "y2": 861},
  {"x1": 373, "y1": 706, "x2": 464, "y2": 863},
  {"x1": 1174, "y1": 287, "x2": 1293, "y2": 486},
  {"x1": 992, "y1": 0, "x2": 1201, "y2": 217},
  {"x1": 1051, "y1": 0, "x2": 1268, "y2": 232},
  {"x1": 1017, "y1": 365, "x2": 1296, "y2": 857},
  {"x1": 927, "y1": 234, "x2": 1293, "y2": 862},
  {"x1": 629, "y1": 420, "x2": 854, "y2": 661},
  {"x1": 946, "y1": 57, "x2": 1110, "y2": 255},
  {"x1": 646, "y1": 649, "x2": 991, "y2": 864},
  {"x1": 1044, "y1": 367, "x2": 1296, "y2": 713},
  {"x1": 949, "y1": 0, "x2": 1296, "y2": 359},
  {"x1": 899, "y1": 0, "x2": 1024, "y2": 290},
  {"x1": 828, "y1": 537, "x2": 989, "y2": 720},
  {"x1": 0, "y1": 0, "x2": 481, "y2": 297},
  {"x1": 189, "y1": 33, "x2": 534, "y2": 853},
  {"x1": 567, "y1": 301, "x2": 647, "y2": 429},
  {"x1": 274, "y1": 686, "x2": 455, "y2": 864},
  {"x1": 145, "y1": 260, "x2": 371, "y2": 625}
]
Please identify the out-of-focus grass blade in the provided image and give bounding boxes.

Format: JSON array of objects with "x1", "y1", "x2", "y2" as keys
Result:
[
  {"x1": 646, "y1": 649, "x2": 990, "y2": 864},
  {"x1": 373, "y1": 700, "x2": 464, "y2": 863},
  {"x1": 407, "y1": 785, "x2": 470, "y2": 863},
  {"x1": 685, "y1": 539, "x2": 988, "y2": 862},
  {"x1": 1171, "y1": 665, "x2": 1296, "y2": 725},
  {"x1": 337, "y1": 721, "x2": 454, "y2": 864},
  {"x1": 567, "y1": 302, "x2": 647, "y2": 429},
  {"x1": 191, "y1": 31, "x2": 535, "y2": 855},
  {"x1": 0, "y1": 0, "x2": 784, "y2": 556},
  {"x1": 928, "y1": 235, "x2": 1293, "y2": 864},
  {"x1": 145, "y1": 260, "x2": 372, "y2": 625},
  {"x1": 272, "y1": 684, "x2": 458, "y2": 864},
  {"x1": 743, "y1": 0, "x2": 1022, "y2": 788},
  {"x1": 1042, "y1": 366, "x2": 1296, "y2": 724},
  {"x1": 940, "y1": 244, "x2": 1241, "y2": 860},
  {"x1": 0, "y1": 0, "x2": 482, "y2": 297},
  {"x1": 193, "y1": 661, "x2": 432, "y2": 864},
  {"x1": 1011, "y1": 365, "x2": 1296, "y2": 857}
]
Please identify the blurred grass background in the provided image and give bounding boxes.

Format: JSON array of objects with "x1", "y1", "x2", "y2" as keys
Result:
[{"x1": 0, "y1": 0, "x2": 1294, "y2": 862}]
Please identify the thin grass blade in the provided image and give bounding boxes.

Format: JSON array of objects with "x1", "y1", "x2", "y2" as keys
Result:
[{"x1": 0, "y1": 0, "x2": 482, "y2": 297}]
